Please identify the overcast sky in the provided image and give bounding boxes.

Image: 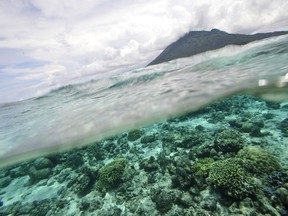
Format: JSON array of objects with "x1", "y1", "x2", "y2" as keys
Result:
[{"x1": 0, "y1": 0, "x2": 288, "y2": 102}]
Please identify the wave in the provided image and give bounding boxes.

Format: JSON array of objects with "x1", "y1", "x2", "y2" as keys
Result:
[{"x1": 0, "y1": 35, "x2": 287, "y2": 168}]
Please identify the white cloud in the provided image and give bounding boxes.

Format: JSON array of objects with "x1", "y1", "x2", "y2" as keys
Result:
[{"x1": 0, "y1": 0, "x2": 287, "y2": 102}]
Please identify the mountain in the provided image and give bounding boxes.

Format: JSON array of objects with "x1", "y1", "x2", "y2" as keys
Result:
[{"x1": 148, "y1": 29, "x2": 288, "y2": 66}]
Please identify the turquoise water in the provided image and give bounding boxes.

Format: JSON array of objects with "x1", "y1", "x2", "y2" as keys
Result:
[
  {"x1": 0, "y1": 35, "x2": 288, "y2": 215},
  {"x1": 0, "y1": 35, "x2": 288, "y2": 168}
]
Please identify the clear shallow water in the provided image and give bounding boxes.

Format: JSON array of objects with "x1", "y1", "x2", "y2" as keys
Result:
[{"x1": 0, "y1": 35, "x2": 288, "y2": 168}]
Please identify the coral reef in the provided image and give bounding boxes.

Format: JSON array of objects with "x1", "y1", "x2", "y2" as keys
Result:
[
  {"x1": 214, "y1": 128, "x2": 245, "y2": 153},
  {"x1": 207, "y1": 158, "x2": 257, "y2": 199},
  {"x1": 279, "y1": 118, "x2": 288, "y2": 137},
  {"x1": 127, "y1": 129, "x2": 143, "y2": 141},
  {"x1": 151, "y1": 189, "x2": 175, "y2": 213},
  {"x1": 191, "y1": 157, "x2": 214, "y2": 178},
  {"x1": 95, "y1": 158, "x2": 128, "y2": 190},
  {"x1": 0, "y1": 95, "x2": 287, "y2": 215},
  {"x1": 237, "y1": 146, "x2": 282, "y2": 176}
]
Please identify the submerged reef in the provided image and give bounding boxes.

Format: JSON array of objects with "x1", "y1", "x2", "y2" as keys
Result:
[
  {"x1": 127, "y1": 129, "x2": 143, "y2": 141},
  {"x1": 0, "y1": 95, "x2": 287, "y2": 215},
  {"x1": 191, "y1": 157, "x2": 214, "y2": 178},
  {"x1": 95, "y1": 158, "x2": 129, "y2": 191},
  {"x1": 237, "y1": 146, "x2": 282, "y2": 176},
  {"x1": 279, "y1": 118, "x2": 288, "y2": 137},
  {"x1": 207, "y1": 158, "x2": 257, "y2": 199},
  {"x1": 214, "y1": 128, "x2": 245, "y2": 153}
]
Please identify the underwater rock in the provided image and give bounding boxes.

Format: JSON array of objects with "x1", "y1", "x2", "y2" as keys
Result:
[
  {"x1": 103, "y1": 142, "x2": 124, "y2": 156},
  {"x1": 241, "y1": 122, "x2": 254, "y2": 133},
  {"x1": 9, "y1": 165, "x2": 29, "y2": 178},
  {"x1": 228, "y1": 197, "x2": 257, "y2": 215},
  {"x1": 265, "y1": 101, "x2": 281, "y2": 109},
  {"x1": 200, "y1": 197, "x2": 217, "y2": 212},
  {"x1": 97, "y1": 206, "x2": 122, "y2": 216},
  {"x1": 29, "y1": 199, "x2": 51, "y2": 216},
  {"x1": 281, "y1": 104, "x2": 288, "y2": 110},
  {"x1": 116, "y1": 133, "x2": 127, "y2": 144},
  {"x1": 207, "y1": 158, "x2": 257, "y2": 199},
  {"x1": 250, "y1": 119, "x2": 265, "y2": 137},
  {"x1": 67, "y1": 172, "x2": 92, "y2": 196},
  {"x1": 177, "y1": 132, "x2": 204, "y2": 149},
  {"x1": 207, "y1": 111, "x2": 226, "y2": 124},
  {"x1": 157, "y1": 152, "x2": 172, "y2": 169},
  {"x1": 147, "y1": 173, "x2": 157, "y2": 184},
  {"x1": 65, "y1": 153, "x2": 85, "y2": 168},
  {"x1": 46, "y1": 153, "x2": 66, "y2": 165},
  {"x1": 253, "y1": 119, "x2": 265, "y2": 128},
  {"x1": 237, "y1": 146, "x2": 282, "y2": 176},
  {"x1": 192, "y1": 144, "x2": 215, "y2": 159},
  {"x1": 230, "y1": 115, "x2": 265, "y2": 137},
  {"x1": 0, "y1": 169, "x2": 8, "y2": 178},
  {"x1": 195, "y1": 124, "x2": 205, "y2": 131},
  {"x1": 151, "y1": 190, "x2": 174, "y2": 213},
  {"x1": 2, "y1": 201, "x2": 24, "y2": 215},
  {"x1": 177, "y1": 191, "x2": 194, "y2": 208},
  {"x1": 54, "y1": 167, "x2": 72, "y2": 183},
  {"x1": 103, "y1": 142, "x2": 118, "y2": 155},
  {"x1": 130, "y1": 198, "x2": 157, "y2": 216},
  {"x1": 228, "y1": 119, "x2": 243, "y2": 129},
  {"x1": 185, "y1": 207, "x2": 211, "y2": 216},
  {"x1": 238, "y1": 198, "x2": 259, "y2": 216},
  {"x1": 241, "y1": 121, "x2": 264, "y2": 137},
  {"x1": 78, "y1": 198, "x2": 91, "y2": 211},
  {"x1": 176, "y1": 167, "x2": 188, "y2": 178},
  {"x1": 171, "y1": 175, "x2": 181, "y2": 188},
  {"x1": 127, "y1": 129, "x2": 143, "y2": 141},
  {"x1": 86, "y1": 142, "x2": 105, "y2": 160},
  {"x1": 28, "y1": 167, "x2": 52, "y2": 182},
  {"x1": 171, "y1": 161, "x2": 195, "y2": 190},
  {"x1": 279, "y1": 118, "x2": 288, "y2": 137},
  {"x1": 277, "y1": 187, "x2": 288, "y2": 207},
  {"x1": 1, "y1": 199, "x2": 63, "y2": 216},
  {"x1": 33, "y1": 157, "x2": 53, "y2": 169},
  {"x1": 139, "y1": 156, "x2": 159, "y2": 172},
  {"x1": 263, "y1": 112, "x2": 275, "y2": 120},
  {"x1": 214, "y1": 128, "x2": 245, "y2": 153},
  {"x1": 161, "y1": 129, "x2": 178, "y2": 142},
  {"x1": 140, "y1": 134, "x2": 156, "y2": 144},
  {"x1": 0, "y1": 176, "x2": 11, "y2": 188}
]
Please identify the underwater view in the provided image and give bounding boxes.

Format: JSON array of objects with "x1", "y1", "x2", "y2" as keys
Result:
[
  {"x1": 1, "y1": 1, "x2": 288, "y2": 215},
  {"x1": 0, "y1": 33, "x2": 288, "y2": 215}
]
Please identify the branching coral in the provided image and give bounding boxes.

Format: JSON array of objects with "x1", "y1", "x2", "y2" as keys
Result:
[
  {"x1": 207, "y1": 158, "x2": 257, "y2": 199},
  {"x1": 191, "y1": 158, "x2": 214, "y2": 178}
]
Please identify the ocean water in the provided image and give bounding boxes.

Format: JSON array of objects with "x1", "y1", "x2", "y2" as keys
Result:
[
  {"x1": 0, "y1": 35, "x2": 287, "y2": 168},
  {"x1": 0, "y1": 35, "x2": 288, "y2": 215}
]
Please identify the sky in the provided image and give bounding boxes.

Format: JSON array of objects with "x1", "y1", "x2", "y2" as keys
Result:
[{"x1": 0, "y1": 0, "x2": 288, "y2": 103}]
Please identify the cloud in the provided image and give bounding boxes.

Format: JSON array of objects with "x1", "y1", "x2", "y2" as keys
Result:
[{"x1": 0, "y1": 0, "x2": 288, "y2": 102}]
